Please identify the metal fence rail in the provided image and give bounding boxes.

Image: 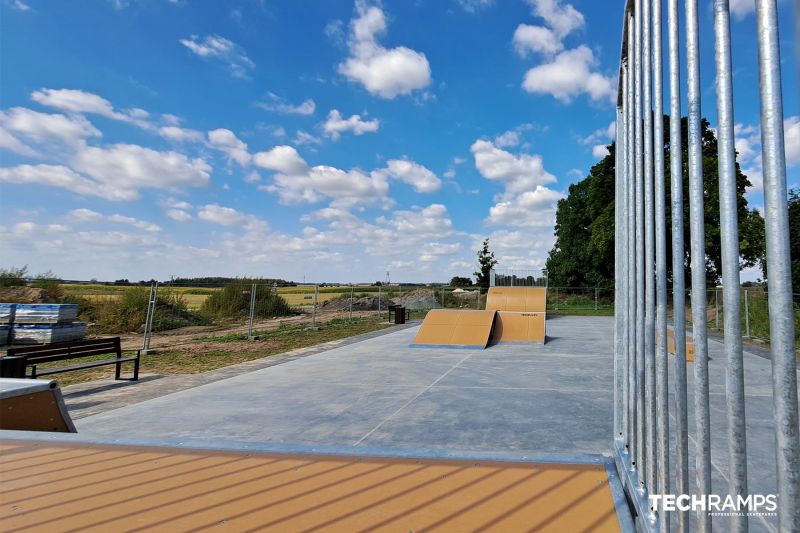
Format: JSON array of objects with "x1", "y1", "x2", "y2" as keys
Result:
[{"x1": 614, "y1": 1, "x2": 799, "y2": 532}]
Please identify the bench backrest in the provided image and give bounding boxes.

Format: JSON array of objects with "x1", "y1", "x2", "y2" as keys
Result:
[{"x1": 6, "y1": 337, "x2": 122, "y2": 364}]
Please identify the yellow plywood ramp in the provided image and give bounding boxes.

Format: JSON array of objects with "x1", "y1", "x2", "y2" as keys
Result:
[
  {"x1": 486, "y1": 287, "x2": 547, "y2": 313},
  {"x1": 411, "y1": 309, "x2": 497, "y2": 349},
  {"x1": 491, "y1": 311, "x2": 547, "y2": 344}
]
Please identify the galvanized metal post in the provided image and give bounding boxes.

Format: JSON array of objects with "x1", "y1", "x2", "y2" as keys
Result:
[
  {"x1": 626, "y1": 16, "x2": 638, "y2": 472},
  {"x1": 615, "y1": 102, "x2": 624, "y2": 442},
  {"x1": 715, "y1": 289, "x2": 719, "y2": 330},
  {"x1": 642, "y1": 0, "x2": 657, "y2": 496},
  {"x1": 349, "y1": 284, "x2": 354, "y2": 322},
  {"x1": 686, "y1": 0, "x2": 712, "y2": 529},
  {"x1": 744, "y1": 289, "x2": 751, "y2": 338},
  {"x1": 142, "y1": 281, "x2": 158, "y2": 352},
  {"x1": 312, "y1": 284, "x2": 318, "y2": 329},
  {"x1": 713, "y1": 4, "x2": 750, "y2": 529},
  {"x1": 476, "y1": 287, "x2": 480, "y2": 310},
  {"x1": 667, "y1": 0, "x2": 689, "y2": 529},
  {"x1": 247, "y1": 283, "x2": 257, "y2": 340},
  {"x1": 378, "y1": 284, "x2": 382, "y2": 318},
  {"x1": 755, "y1": 2, "x2": 800, "y2": 527},
  {"x1": 634, "y1": 0, "x2": 647, "y2": 483},
  {"x1": 652, "y1": 0, "x2": 670, "y2": 527}
]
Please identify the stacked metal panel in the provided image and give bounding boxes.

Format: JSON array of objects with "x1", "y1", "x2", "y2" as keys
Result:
[
  {"x1": 0, "y1": 303, "x2": 85, "y2": 345},
  {"x1": 14, "y1": 304, "x2": 78, "y2": 324},
  {"x1": 0, "y1": 304, "x2": 15, "y2": 324}
]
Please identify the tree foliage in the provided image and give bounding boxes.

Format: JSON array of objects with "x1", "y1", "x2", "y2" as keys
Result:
[
  {"x1": 790, "y1": 189, "x2": 800, "y2": 291},
  {"x1": 449, "y1": 276, "x2": 473, "y2": 287},
  {"x1": 546, "y1": 116, "x2": 766, "y2": 287},
  {"x1": 474, "y1": 238, "x2": 498, "y2": 288}
]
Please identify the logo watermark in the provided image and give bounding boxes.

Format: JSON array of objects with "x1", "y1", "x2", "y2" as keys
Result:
[{"x1": 649, "y1": 494, "x2": 778, "y2": 517}]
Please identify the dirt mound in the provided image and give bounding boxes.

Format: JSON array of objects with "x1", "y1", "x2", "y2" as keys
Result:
[
  {"x1": 394, "y1": 288, "x2": 440, "y2": 310},
  {"x1": 0, "y1": 286, "x2": 45, "y2": 303},
  {"x1": 320, "y1": 296, "x2": 396, "y2": 311}
]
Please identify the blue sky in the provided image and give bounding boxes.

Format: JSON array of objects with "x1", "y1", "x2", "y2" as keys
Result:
[{"x1": 0, "y1": 0, "x2": 797, "y2": 283}]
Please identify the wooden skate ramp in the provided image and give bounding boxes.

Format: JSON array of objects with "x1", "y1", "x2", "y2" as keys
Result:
[
  {"x1": 491, "y1": 311, "x2": 547, "y2": 344},
  {"x1": 0, "y1": 378, "x2": 76, "y2": 433},
  {"x1": 0, "y1": 439, "x2": 627, "y2": 532},
  {"x1": 486, "y1": 287, "x2": 547, "y2": 313},
  {"x1": 411, "y1": 309, "x2": 496, "y2": 348}
]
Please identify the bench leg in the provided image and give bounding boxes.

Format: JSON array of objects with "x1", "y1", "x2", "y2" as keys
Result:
[
  {"x1": 133, "y1": 356, "x2": 140, "y2": 381},
  {"x1": 115, "y1": 359, "x2": 122, "y2": 380}
]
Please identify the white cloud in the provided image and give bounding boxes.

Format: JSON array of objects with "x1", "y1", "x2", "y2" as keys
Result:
[
  {"x1": 198, "y1": 204, "x2": 252, "y2": 227},
  {"x1": 513, "y1": 25, "x2": 562, "y2": 57},
  {"x1": 294, "y1": 130, "x2": 322, "y2": 146},
  {"x1": 471, "y1": 138, "x2": 556, "y2": 197},
  {"x1": 494, "y1": 130, "x2": 521, "y2": 148},
  {"x1": 0, "y1": 108, "x2": 101, "y2": 150},
  {"x1": 477, "y1": 229, "x2": 555, "y2": 270},
  {"x1": 376, "y1": 159, "x2": 442, "y2": 193},
  {"x1": 159, "y1": 125, "x2": 204, "y2": 143},
  {"x1": 338, "y1": 1, "x2": 432, "y2": 99},
  {"x1": 487, "y1": 185, "x2": 564, "y2": 227},
  {"x1": 68, "y1": 209, "x2": 161, "y2": 232},
  {"x1": 253, "y1": 145, "x2": 309, "y2": 174},
  {"x1": 580, "y1": 121, "x2": 616, "y2": 145},
  {"x1": 69, "y1": 143, "x2": 211, "y2": 199},
  {"x1": 0, "y1": 164, "x2": 137, "y2": 201},
  {"x1": 729, "y1": 0, "x2": 755, "y2": 20},
  {"x1": 784, "y1": 116, "x2": 800, "y2": 167},
  {"x1": 592, "y1": 144, "x2": 609, "y2": 158},
  {"x1": 455, "y1": 0, "x2": 494, "y2": 13},
  {"x1": 419, "y1": 242, "x2": 462, "y2": 262},
  {"x1": 167, "y1": 209, "x2": 193, "y2": 222},
  {"x1": 322, "y1": 109, "x2": 380, "y2": 140},
  {"x1": 256, "y1": 93, "x2": 316, "y2": 115},
  {"x1": 179, "y1": 35, "x2": 255, "y2": 78},
  {"x1": 9, "y1": 0, "x2": 31, "y2": 11},
  {"x1": 31, "y1": 88, "x2": 124, "y2": 120},
  {"x1": 207, "y1": 128, "x2": 251, "y2": 166},
  {"x1": 522, "y1": 46, "x2": 614, "y2": 103},
  {"x1": 263, "y1": 164, "x2": 389, "y2": 207},
  {"x1": 524, "y1": 0, "x2": 584, "y2": 38}
]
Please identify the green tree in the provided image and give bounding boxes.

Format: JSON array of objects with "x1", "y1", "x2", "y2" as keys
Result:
[
  {"x1": 546, "y1": 116, "x2": 766, "y2": 287},
  {"x1": 474, "y1": 238, "x2": 498, "y2": 288},
  {"x1": 449, "y1": 276, "x2": 473, "y2": 287},
  {"x1": 790, "y1": 189, "x2": 800, "y2": 291}
]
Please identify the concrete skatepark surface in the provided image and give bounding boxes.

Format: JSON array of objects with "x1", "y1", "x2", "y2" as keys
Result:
[{"x1": 72, "y1": 315, "x2": 795, "y2": 532}]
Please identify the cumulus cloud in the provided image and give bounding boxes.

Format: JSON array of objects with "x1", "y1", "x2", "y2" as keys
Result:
[
  {"x1": 0, "y1": 107, "x2": 101, "y2": 155},
  {"x1": 471, "y1": 138, "x2": 562, "y2": 228},
  {"x1": 207, "y1": 128, "x2": 251, "y2": 166},
  {"x1": 0, "y1": 164, "x2": 138, "y2": 201},
  {"x1": 159, "y1": 125, "x2": 204, "y2": 143},
  {"x1": 68, "y1": 143, "x2": 211, "y2": 200},
  {"x1": 263, "y1": 164, "x2": 389, "y2": 207},
  {"x1": 167, "y1": 209, "x2": 193, "y2": 222},
  {"x1": 322, "y1": 109, "x2": 380, "y2": 139},
  {"x1": 198, "y1": 203, "x2": 252, "y2": 227},
  {"x1": 731, "y1": 117, "x2": 800, "y2": 195},
  {"x1": 338, "y1": 1, "x2": 432, "y2": 99},
  {"x1": 253, "y1": 145, "x2": 309, "y2": 174},
  {"x1": 256, "y1": 93, "x2": 316, "y2": 115},
  {"x1": 68, "y1": 208, "x2": 161, "y2": 232},
  {"x1": 522, "y1": 46, "x2": 614, "y2": 103},
  {"x1": 471, "y1": 138, "x2": 556, "y2": 197},
  {"x1": 375, "y1": 159, "x2": 441, "y2": 193},
  {"x1": 592, "y1": 144, "x2": 609, "y2": 158},
  {"x1": 31, "y1": 88, "x2": 124, "y2": 120},
  {"x1": 513, "y1": 25, "x2": 562, "y2": 57},
  {"x1": 524, "y1": 0, "x2": 584, "y2": 38},
  {"x1": 179, "y1": 34, "x2": 255, "y2": 78},
  {"x1": 785, "y1": 116, "x2": 800, "y2": 167},
  {"x1": 729, "y1": 0, "x2": 755, "y2": 20}
]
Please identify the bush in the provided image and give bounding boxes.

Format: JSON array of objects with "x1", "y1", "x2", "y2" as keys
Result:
[
  {"x1": 75, "y1": 287, "x2": 208, "y2": 333},
  {"x1": 31, "y1": 270, "x2": 63, "y2": 302},
  {"x1": 200, "y1": 279, "x2": 292, "y2": 321},
  {"x1": 0, "y1": 265, "x2": 27, "y2": 287}
]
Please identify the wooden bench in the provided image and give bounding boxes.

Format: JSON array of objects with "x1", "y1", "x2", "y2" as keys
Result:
[{"x1": 0, "y1": 337, "x2": 140, "y2": 381}]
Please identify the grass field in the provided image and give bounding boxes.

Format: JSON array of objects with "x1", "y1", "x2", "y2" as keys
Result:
[
  {"x1": 39, "y1": 316, "x2": 391, "y2": 387},
  {"x1": 60, "y1": 283, "x2": 384, "y2": 309}
]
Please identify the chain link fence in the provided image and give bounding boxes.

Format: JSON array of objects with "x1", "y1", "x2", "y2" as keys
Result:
[{"x1": 1, "y1": 279, "x2": 796, "y2": 349}]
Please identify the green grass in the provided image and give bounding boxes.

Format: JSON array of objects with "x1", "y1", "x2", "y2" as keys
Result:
[{"x1": 37, "y1": 316, "x2": 391, "y2": 387}]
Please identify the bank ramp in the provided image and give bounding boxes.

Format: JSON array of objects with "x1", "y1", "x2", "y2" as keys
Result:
[
  {"x1": 410, "y1": 309, "x2": 496, "y2": 349},
  {"x1": 487, "y1": 287, "x2": 547, "y2": 344}
]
